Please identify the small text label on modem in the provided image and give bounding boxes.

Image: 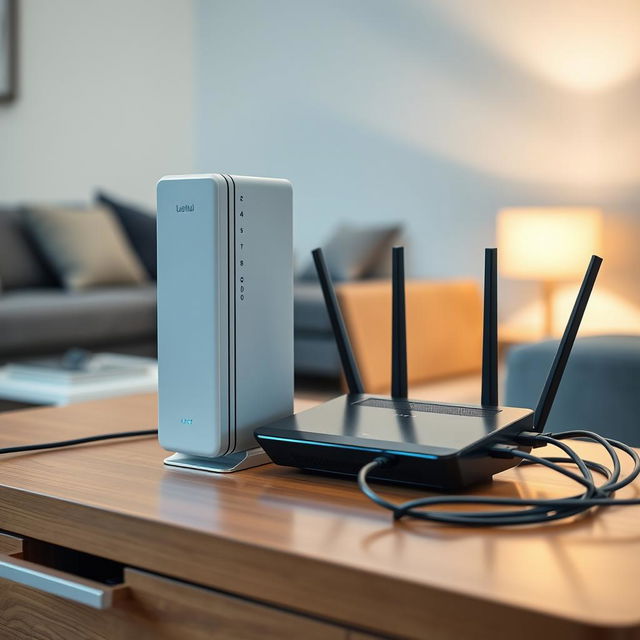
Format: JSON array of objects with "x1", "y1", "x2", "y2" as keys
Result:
[{"x1": 176, "y1": 203, "x2": 195, "y2": 213}]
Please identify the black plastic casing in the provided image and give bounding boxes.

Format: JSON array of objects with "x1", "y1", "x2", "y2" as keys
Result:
[{"x1": 255, "y1": 394, "x2": 534, "y2": 491}]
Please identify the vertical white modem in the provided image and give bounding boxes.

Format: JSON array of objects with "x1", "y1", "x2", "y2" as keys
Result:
[{"x1": 156, "y1": 174, "x2": 293, "y2": 472}]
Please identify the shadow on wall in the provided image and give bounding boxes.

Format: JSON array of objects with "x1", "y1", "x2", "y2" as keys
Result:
[
  {"x1": 195, "y1": 0, "x2": 640, "y2": 325},
  {"x1": 326, "y1": 0, "x2": 640, "y2": 187}
]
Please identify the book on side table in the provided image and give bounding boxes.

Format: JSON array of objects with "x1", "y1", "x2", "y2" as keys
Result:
[{"x1": 0, "y1": 351, "x2": 157, "y2": 407}]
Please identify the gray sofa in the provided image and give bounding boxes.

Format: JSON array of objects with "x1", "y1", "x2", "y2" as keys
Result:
[
  {"x1": 294, "y1": 224, "x2": 402, "y2": 379},
  {"x1": 0, "y1": 206, "x2": 157, "y2": 363},
  {"x1": 294, "y1": 281, "x2": 340, "y2": 377},
  {"x1": 0, "y1": 285, "x2": 157, "y2": 362},
  {"x1": 0, "y1": 205, "x2": 396, "y2": 380},
  {"x1": 1, "y1": 277, "x2": 334, "y2": 373}
]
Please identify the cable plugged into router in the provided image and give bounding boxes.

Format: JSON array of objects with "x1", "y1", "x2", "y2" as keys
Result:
[{"x1": 255, "y1": 247, "x2": 640, "y2": 527}]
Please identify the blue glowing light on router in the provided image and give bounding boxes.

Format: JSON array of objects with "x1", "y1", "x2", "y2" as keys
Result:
[{"x1": 256, "y1": 434, "x2": 437, "y2": 459}]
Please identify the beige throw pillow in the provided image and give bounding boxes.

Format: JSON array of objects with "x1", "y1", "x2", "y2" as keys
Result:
[{"x1": 23, "y1": 205, "x2": 148, "y2": 290}]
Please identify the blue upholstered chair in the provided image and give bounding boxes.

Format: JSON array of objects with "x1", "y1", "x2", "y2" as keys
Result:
[{"x1": 505, "y1": 335, "x2": 640, "y2": 445}]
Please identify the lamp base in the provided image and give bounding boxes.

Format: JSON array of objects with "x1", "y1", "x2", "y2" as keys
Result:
[{"x1": 542, "y1": 280, "x2": 555, "y2": 337}]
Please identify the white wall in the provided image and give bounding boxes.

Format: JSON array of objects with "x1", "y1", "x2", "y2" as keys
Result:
[
  {"x1": 0, "y1": 0, "x2": 194, "y2": 208},
  {"x1": 2, "y1": 0, "x2": 638, "y2": 330},
  {"x1": 194, "y1": 0, "x2": 640, "y2": 327}
]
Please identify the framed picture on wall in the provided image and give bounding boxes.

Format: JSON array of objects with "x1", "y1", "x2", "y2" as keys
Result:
[{"x1": 0, "y1": 0, "x2": 17, "y2": 102}]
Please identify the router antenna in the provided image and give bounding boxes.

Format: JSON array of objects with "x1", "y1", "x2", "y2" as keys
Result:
[
  {"x1": 391, "y1": 246, "x2": 408, "y2": 399},
  {"x1": 533, "y1": 255, "x2": 602, "y2": 432},
  {"x1": 312, "y1": 248, "x2": 364, "y2": 395},
  {"x1": 481, "y1": 248, "x2": 499, "y2": 407}
]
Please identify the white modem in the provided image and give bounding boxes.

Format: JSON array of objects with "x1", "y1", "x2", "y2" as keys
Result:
[{"x1": 156, "y1": 174, "x2": 293, "y2": 472}]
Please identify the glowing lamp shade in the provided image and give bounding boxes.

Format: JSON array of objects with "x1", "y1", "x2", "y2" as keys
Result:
[
  {"x1": 497, "y1": 207, "x2": 602, "y2": 336},
  {"x1": 497, "y1": 207, "x2": 602, "y2": 281}
]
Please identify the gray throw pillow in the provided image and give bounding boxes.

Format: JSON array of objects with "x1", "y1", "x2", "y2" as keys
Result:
[
  {"x1": 23, "y1": 205, "x2": 148, "y2": 291},
  {"x1": 299, "y1": 223, "x2": 402, "y2": 281},
  {"x1": 0, "y1": 208, "x2": 57, "y2": 289},
  {"x1": 96, "y1": 191, "x2": 157, "y2": 279}
]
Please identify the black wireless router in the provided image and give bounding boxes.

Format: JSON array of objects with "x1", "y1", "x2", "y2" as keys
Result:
[{"x1": 255, "y1": 246, "x2": 602, "y2": 491}]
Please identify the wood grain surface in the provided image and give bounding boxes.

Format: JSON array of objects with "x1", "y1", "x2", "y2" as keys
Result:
[
  {"x1": 0, "y1": 394, "x2": 638, "y2": 639},
  {"x1": 0, "y1": 566, "x2": 347, "y2": 640}
]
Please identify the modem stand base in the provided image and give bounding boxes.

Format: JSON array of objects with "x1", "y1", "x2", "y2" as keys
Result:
[{"x1": 163, "y1": 448, "x2": 270, "y2": 473}]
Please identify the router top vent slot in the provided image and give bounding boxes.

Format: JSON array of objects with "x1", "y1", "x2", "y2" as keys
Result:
[{"x1": 355, "y1": 398, "x2": 501, "y2": 417}]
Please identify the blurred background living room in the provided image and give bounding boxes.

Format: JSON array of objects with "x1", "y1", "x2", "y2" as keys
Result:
[{"x1": 1, "y1": 0, "x2": 639, "y2": 443}]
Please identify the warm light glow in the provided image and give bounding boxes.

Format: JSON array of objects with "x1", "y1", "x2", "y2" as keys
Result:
[
  {"x1": 307, "y1": 1, "x2": 640, "y2": 187},
  {"x1": 504, "y1": 286, "x2": 640, "y2": 337},
  {"x1": 434, "y1": 1, "x2": 640, "y2": 92},
  {"x1": 497, "y1": 207, "x2": 602, "y2": 281}
]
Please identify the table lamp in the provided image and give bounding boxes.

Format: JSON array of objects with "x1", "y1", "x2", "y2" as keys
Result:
[{"x1": 497, "y1": 207, "x2": 602, "y2": 336}]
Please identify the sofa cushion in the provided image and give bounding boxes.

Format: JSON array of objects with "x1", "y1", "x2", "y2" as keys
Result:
[
  {"x1": 298, "y1": 224, "x2": 402, "y2": 282},
  {"x1": 97, "y1": 191, "x2": 157, "y2": 279},
  {"x1": 294, "y1": 334, "x2": 341, "y2": 376},
  {"x1": 23, "y1": 205, "x2": 148, "y2": 290},
  {"x1": 0, "y1": 208, "x2": 56, "y2": 289},
  {"x1": 0, "y1": 285, "x2": 157, "y2": 356},
  {"x1": 294, "y1": 282, "x2": 332, "y2": 333}
]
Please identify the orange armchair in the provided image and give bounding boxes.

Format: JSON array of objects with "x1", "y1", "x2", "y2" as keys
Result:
[{"x1": 336, "y1": 280, "x2": 483, "y2": 394}]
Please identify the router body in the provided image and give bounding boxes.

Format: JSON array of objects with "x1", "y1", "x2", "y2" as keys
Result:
[
  {"x1": 157, "y1": 174, "x2": 293, "y2": 471},
  {"x1": 255, "y1": 395, "x2": 533, "y2": 490},
  {"x1": 255, "y1": 245, "x2": 601, "y2": 492}
]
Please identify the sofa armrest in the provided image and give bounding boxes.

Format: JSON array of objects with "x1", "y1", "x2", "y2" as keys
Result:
[{"x1": 336, "y1": 279, "x2": 482, "y2": 394}]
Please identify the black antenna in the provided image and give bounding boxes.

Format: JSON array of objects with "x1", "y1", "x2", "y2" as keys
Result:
[
  {"x1": 481, "y1": 248, "x2": 499, "y2": 407},
  {"x1": 391, "y1": 246, "x2": 408, "y2": 399},
  {"x1": 312, "y1": 248, "x2": 364, "y2": 395},
  {"x1": 533, "y1": 255, "x2": 602, "y2": 432}
]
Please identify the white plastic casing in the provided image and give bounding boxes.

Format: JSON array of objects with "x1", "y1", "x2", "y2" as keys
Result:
[{"x1": 156, "y1": 174, "x2": 293, "y2": 458}]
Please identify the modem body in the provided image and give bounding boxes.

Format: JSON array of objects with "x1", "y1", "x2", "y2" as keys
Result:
[
  {"x1": 157, "y1": 174, "x2": 293, "y2": 469},
  {"x1": 255, "y1": 394, "x2": 533, "y2": 490}
]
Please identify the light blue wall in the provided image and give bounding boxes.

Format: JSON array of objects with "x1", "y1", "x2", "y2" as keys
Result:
[{"x1": 194, "y1": 0, "x2": 640, "y2": 319}]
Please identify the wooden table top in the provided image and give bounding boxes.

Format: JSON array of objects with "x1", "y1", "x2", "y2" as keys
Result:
[{"x1": 0, "y1": 393, "x2": 638, "y2": 639}]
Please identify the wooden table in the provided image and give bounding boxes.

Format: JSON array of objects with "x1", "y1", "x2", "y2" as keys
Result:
[{"x1": 0, "y1": 394, "x2": 638, "y2": 639}]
